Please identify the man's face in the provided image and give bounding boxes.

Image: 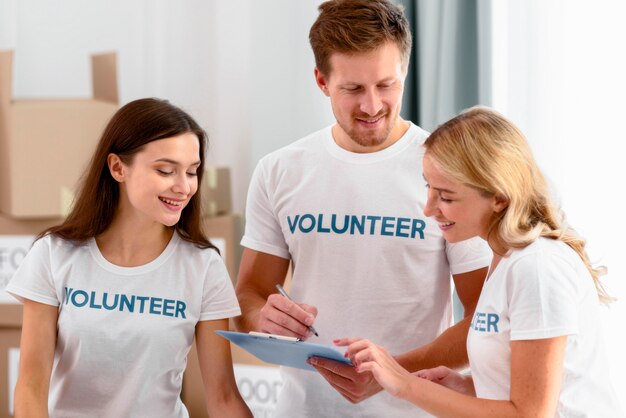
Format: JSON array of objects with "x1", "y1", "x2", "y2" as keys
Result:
[{"x1": 315, "y1": 41, "x2": 407, "y2": 153}]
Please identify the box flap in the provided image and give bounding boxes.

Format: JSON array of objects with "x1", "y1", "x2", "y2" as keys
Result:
[
  {"x1": 0, "y1": 50, "x2": 13, "y2": 107},
  {"x1": 0, "y1": 304, "x2": 22, "y2": 327},
  {"x1": 91, "y1": 52, "x2": 118, "y2": 104}
]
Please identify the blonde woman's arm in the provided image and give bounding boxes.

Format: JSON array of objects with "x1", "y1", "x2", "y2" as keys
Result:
[{"x1": 339, "y1": 336, "x2": 567, "y2": 418}]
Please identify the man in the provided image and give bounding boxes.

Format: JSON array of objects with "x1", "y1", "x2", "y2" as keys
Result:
[{"x1": 234, "y1": 1, "x2": 491, "y2": 416}]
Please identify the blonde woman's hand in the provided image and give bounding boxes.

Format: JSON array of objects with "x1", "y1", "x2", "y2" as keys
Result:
[
  {"x1": 415, "y1": 366, "x2": 475, "y2": 396},
  {"x1": 335, "y1": 338, "x2": 414, "y2": 399}
]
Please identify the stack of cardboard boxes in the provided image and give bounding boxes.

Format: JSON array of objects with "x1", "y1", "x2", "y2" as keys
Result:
[
  {"x1": 0, "y1": 50, "x2": 279, "y2": 418},
  {"x1": 0, "y1": 49, "x2": 119, "y2": 418}
]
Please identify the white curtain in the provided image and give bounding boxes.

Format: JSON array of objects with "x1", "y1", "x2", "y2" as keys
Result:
[
  {"x1": 491, "y1": 0, "x2": 626, "y2": 404},
  {"x1": 400, "y1": 0, "x2": 492, "y2": 131}
]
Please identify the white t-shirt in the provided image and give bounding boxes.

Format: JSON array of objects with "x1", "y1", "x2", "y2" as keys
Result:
[
  {"x1": 6, "y1": 232, "x2": 241, "y2": 418},
  {"x1": 467, "y1": 238, "x2": 623, "y2": 417},
  {"x1": 242, "y1": 124, "x2": 492, "y2": 418}
]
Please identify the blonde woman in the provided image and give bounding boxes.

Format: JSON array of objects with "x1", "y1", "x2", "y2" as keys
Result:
[{"x1": 337, "y1": 107, "x2": 623, "y2": 417}]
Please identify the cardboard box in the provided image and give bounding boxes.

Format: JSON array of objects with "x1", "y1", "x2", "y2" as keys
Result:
[
  {"x1": 0, "y1": 304, "x2": 21, "y2": 418},
  {"x1": 0, "y1": 215, "x2": 64, "y2": 416},
  {"x1": 201, "y1": 167, "x2": 232, "y2": 217},
  {"x1": 0, "y1": 50, "x2": 118, "y2": 219},
  {"x1": 201, "y1": 214, "x2": 242, "y2": 281},
  {"x1": 0, "y1": 216, "x2": 63, "y2": 235},
  {"x1": 0, "y1": 215, "x2": 64, "y2": 303}
]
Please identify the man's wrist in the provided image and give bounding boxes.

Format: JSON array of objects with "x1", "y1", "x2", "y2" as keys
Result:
[{"x1": 395, "y1": 347, "x2": 428, "y2": 373}]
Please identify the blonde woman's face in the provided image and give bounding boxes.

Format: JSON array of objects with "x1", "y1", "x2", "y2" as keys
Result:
[{"x1": 422, "y1": 154, "x2": 497, "y2": 243}]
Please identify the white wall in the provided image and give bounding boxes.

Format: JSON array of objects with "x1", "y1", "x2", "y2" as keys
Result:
[
  {"x1": 0, "y1": 0, "x2": 333, "y2": 213},
  {"x1": 492, "y1": 0, "x2": 626, "y2": 403}
]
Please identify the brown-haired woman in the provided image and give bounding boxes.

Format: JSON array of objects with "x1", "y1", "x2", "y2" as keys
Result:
[{"x1": 7, "y1": 98, "x2": 252, "y2": 418}]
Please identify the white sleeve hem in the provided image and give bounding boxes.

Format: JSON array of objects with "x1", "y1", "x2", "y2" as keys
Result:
[
  {"x1": 5, "y1": 285, "x2": 59, "y2": 307},
  {"x1": 240, "y1": 236, "x2": 290, "y2": 260},
  {"x1": 198, "y1": 307, "x2": 242, "y2": 321},
  {"x1": 511, "y1": 326, "x2": 578, "y2": 340},
  {"x1": 450, "y1": 255, "x2": 492, "y2": 275}
]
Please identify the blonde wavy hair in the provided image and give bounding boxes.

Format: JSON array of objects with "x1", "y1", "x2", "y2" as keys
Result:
[{"x1": 424, "y1": 106, "x2": 612, "y2": 303}]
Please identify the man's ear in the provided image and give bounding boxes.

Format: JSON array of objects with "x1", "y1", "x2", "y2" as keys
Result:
[
  {"x1": 314, "y1": 67, "x2": 330, "y2": 97},
  {"x1": 107, "y1": 153, "x2": 125, "y2": 183},
  {"x1": 493, "y1": 194, "x2": 509, "y2": 213}
]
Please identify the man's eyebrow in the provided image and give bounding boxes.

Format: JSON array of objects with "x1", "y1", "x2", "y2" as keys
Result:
[{"x1": 340, "y1": 77, "x2": 396, "y2": 86}]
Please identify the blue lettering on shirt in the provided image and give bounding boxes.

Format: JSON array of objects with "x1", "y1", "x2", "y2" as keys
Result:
[
  {"x1": 64, "y1": 287, "x2": 187, "y2": 319},
  {"x1": 331, "y1": 214, "x2": 349, "y2": 234},
  {"x1": 299, "y1": 214, "x2": 315, "y2": 233},
  {"x1": 162, "y1": 299, "x2": 176, "y2": 316},
  {"x1": 396, "y1": 217, "x2": 411, "y2": 237},
  {"x1": 350, "y1": 216, "x2": 365, "y2": 235},
  {"x1": 381, "y1": 216, "x2": 394, "y2": 236},
  {"x1": 470, "y1": 311, "x2": 500, "y2": 333},
  {"x1": 120, "y1": 294, "x2": 135, "y2": 312},
  {"x1": 102, "y1": 292, "x2": 119, "y2": 310},
  {"x1": 72, "y1": 290, "x2": 88, "y2": 307},
  {"x1": 286, "y1": 213, "x2": 426, "y2": 239}
]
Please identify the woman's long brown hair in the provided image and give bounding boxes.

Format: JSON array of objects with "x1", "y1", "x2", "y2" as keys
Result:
[{"x1": 39, "y1": 98, "x2": 217, "y2": 251}]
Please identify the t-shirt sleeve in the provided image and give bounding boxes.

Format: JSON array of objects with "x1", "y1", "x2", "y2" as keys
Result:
[
  {"x1": 240, "y1": 159, "x2": 290, "y2": 259},
  {"x1": 445, "y1": 236, "x2": 492, "y2": 275},
  {"x1": 508, "y1": 251, "x2": 579, "y2": 340},
  {"x1": 198, "y1": 251, "x2": 241, "y2": 321},
  {"x1": 5, "y1": 236, "x2": 59, "y2": 306}
]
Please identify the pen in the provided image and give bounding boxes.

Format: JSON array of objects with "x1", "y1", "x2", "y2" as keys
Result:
[{"x1": 275, "y1": 283, "x2": 319, "y2": 337}]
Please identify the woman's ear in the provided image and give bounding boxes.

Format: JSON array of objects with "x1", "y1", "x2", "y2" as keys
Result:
[
  {"x1": 493, "y1": 194, "x2": 509, "y2": 213},
  {"x1": 107, "y1": 153, "x2": 125, "y2": 182}
]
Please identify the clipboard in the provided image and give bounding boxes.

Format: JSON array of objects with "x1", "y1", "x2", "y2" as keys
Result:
[{"x1": 216, "y1": 330, "x2": 353, "y2": 372}]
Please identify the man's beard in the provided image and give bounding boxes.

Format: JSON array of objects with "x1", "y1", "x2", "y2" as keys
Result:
[{"x1": 339, "y1": 112, "x2": 395, "y2": 149}]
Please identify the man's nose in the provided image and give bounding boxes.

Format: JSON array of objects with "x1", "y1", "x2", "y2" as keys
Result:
[{"x1": 359, "y1": 89, "x2": 383, "y2": 116}]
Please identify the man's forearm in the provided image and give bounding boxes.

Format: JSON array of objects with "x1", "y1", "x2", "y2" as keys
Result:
[
  {"x1": 396, "y1": 315, "x2": 472, "y2": 372},
  {"x1": 232, "y1": 290, "x2": 265, "y2": 332}
]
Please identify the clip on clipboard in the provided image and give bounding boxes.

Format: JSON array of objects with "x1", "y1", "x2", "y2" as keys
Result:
[{"x1": 216, "y1": 330, "x2": 353, "y2": 372}]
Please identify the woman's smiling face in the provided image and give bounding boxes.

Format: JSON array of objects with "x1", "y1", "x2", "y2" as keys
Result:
[
  {"x1": 422, "y1": 154, "x2": 499, "y2": 243},
  {"x1": 113, "y1": 132, "x2": 201, "y2": 228}
]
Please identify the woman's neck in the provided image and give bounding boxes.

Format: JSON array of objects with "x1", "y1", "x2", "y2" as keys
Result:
[{"x1": 95, "y1": 213, "x2": 174, "y2": 267}]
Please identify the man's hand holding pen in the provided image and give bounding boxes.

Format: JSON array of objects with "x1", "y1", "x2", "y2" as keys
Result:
[
  {"x1": 257, "y1": 285, "x2": 319, "y2": 341},
  {"x1": 257, "y1": 284, "x2": 383, "y2": 403}
]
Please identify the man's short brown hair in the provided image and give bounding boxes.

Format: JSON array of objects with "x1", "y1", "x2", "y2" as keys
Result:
[{"x1": 309, "y1": 0, "x2": 412, "y2": 76}]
